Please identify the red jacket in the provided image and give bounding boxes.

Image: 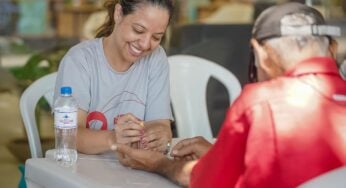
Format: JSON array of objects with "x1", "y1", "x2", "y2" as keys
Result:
[{"x1": 190, "y1": 57, "x2": 346, "y2": 188}]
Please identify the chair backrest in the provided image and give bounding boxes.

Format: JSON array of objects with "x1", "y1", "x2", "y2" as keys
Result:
[
  {"x1": 298, "y1": 166, "x2": 346, "y2": 188},
  {"x1": 168, "y1": 55, "x2": 241, "y2": 141},
  {"x1": 19, "y1": 72, "x2": 57, "y2": 158}
]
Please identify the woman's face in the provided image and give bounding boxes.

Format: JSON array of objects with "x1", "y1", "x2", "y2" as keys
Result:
[{"x1": 112, "y1": 4, "x2": 169, "y2": 64}]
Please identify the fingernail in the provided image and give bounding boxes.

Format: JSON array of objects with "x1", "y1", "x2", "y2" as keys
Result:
[{"x1": 172, "y1": 150, "x2": 177, "y2": 155}]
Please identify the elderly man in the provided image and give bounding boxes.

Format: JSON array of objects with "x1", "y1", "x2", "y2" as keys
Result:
[{"x1": 114, "y1": 2, "x2": 346, "y2": 187}]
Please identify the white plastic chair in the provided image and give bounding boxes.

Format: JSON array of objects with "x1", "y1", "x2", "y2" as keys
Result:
[
  {"x1": 298, "y1": 166, "x2": 346, "y2": 188},
  {"x1": 168, "y1": 55, "x2": 241, "y2": 141},
  {"x1": 20, "y1": 72, "x2": 57, "y2": 158}
]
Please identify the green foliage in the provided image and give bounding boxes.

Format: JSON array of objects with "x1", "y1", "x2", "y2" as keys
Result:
[
  {"x1": 9, "y1": 45, "x2": 69, "y2": 132},
  {"x1": 10, "y1": 46, "x2": 69, "y2": 90},
  {"x1": 9, "y1": 40, "x2": 32, "y2": 54},
  {"x1": 9, "y1": 45, "x2": 69, "y2": 109}
]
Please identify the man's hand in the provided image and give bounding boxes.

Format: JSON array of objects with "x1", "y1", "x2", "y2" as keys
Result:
[
  {"x1": 115, "y1": 143, "x2": 168, "y2": 172},
  {"x1": 116, "y1": 143, "x2": 195, "y2": 187},
  {"x1": 141, "y1": 120, "x2": 172, "y2": 153},
  {"x1": 170, "y1": 136, "x2": 212, "y2": 161}
]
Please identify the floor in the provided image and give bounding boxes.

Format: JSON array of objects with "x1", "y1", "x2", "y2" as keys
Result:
[{"x1": 0, "y1": 92, "x2": 53, "y2": 188}]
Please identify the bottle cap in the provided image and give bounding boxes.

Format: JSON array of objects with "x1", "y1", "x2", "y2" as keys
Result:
[{"x1": 60, "y1": 86, "x2": 72, "y2": 95}]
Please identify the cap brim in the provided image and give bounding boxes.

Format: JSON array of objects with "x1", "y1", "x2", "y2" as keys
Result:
[{"x1": 281, "y1": 25, "x2": 341, "y2": 37}]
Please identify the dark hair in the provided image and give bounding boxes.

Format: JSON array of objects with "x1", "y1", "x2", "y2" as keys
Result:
[{"x1": 95, "y1": 0, "x2": 174, "y2": 38}]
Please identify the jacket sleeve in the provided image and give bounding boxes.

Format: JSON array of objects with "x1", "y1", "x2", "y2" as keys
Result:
[{"x1": 190, "y1": 97, "x2": 250, "y2": 188}]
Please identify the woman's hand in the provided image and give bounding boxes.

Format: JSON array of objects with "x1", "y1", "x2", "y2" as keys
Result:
[
  {"x1": 114, "y1": 113, "x2": 144, "y2": 146},
  {"x1": 141, "y1": 120, "x2": 172, "y2": 153},
  {"x1": 170, "y1": 136, "x2": 212, "y2": 161}
]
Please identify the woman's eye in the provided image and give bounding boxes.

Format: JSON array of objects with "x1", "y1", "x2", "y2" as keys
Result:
[
  {"x1": 153, "y1": 37, "x2": 161, "y2": 41},
  {"x1": 134, "y1": 28, "x2": 144, "y2": 34}
]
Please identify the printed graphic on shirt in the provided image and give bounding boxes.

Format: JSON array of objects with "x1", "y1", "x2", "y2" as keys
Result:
[{"x1": 86, "y1": 91, "x2": 145, "y2": 130}]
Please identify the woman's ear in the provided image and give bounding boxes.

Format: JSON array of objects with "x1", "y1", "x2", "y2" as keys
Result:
[{"x1": 114, "y1": 3, "x2": 123, "y2": 24}]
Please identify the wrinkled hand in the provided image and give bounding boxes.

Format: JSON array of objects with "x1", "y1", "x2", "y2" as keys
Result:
[
  {"x1": 141, "y1": 120, "x2": 172, "y2": 153},
  {"x1": 170, "y1": 136, "x2": 212, "y2": 161},
  {"x1": 114, "y1": 113, "x2": 144, "y2": 146},
  {"x1": 115, "y1": 143, "x2": 168, "y2": 172}
]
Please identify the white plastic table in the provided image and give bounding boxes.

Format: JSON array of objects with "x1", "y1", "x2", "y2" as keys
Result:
[{"x1": 25, "y1": 147, "x2": 181, "y2": 188}]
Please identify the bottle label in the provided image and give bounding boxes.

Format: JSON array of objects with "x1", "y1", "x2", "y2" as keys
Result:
[{"x1": 54, "y1": 107, "x2": 77, "y2": 129}]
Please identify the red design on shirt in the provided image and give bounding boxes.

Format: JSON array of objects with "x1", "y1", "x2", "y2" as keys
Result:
[{"x1": 86, "y1": 111, "x2": 107, "y2": 130}]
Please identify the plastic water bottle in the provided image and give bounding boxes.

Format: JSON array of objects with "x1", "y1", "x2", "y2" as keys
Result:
[{"x1": 54, "y1": 86, "x2": 78, "y2": 166}]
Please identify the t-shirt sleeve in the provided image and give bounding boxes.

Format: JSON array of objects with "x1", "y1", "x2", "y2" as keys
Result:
[
  {"x1": 144, "y1": 47, "x2": 173, "y2": 121},
  {"x1": 54, "y1": 47, "x2": 91, "y2": 112},
  {"x1": 190, "y1": 97, "x2": 249, "y2": 188}
]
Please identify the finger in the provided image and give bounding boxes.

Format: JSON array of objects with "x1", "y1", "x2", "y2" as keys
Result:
[
  {"x1": 117, "y1": 143, "x2": 149, "y2": 161},
  {"x1": 142, "y1": 129, "x2": 158, "y2": 138},
  {"x1": 118, "y1": 154, "x2": 139, "y2": 169},
  {"x1": 121, "y1": 121, "x2": 145, "y2": 131},
  {"x1": 145, "y1": 139, "x2": 161, "y2": 150},
  {"x1": 171, "y1": 140, "x2": 196, "y2": 157},
  {"x1": 131, "y1": 142, "x2": 139, "y2": 149},
  {"x1": 184, "y1": 155, "x2": 193, "y2": 161},
  {"x1": 192, "y1": 154, "x2": 199, "y2": 160},
  {"x1": 173, "y1": 156, "x2": 182, "y2": 161},
  {"x1": 171, "y1": 138, "x2": 195, "y2": 152},
  {"x1": 138, "y1": 138, "x2": 148, "y2": 149},
  {"x1": 173, "y1": 144, "x2": 197, "y2": 156},
  {"x1": 121, "y1": 129, "x2": 142, "y2": 137},
  {"x1": 116, "y1": 125, "x2": 144, "y2": 144},
  {"x1": 118, "y1": 157, "x2": 131, "y2": 167},
  {"x1": 142, "y1": 132, "x2": 158, "y2": 144},
  {"x1": 117, "y1": 136, "x2": 141, "y2": 144},
  {"x1": 117, "y1": 144, "x2": 135, "y2": 157},
  {"x1": 171, "y1": 136, "x2": 210, "y2": 157},
  {"x1": 116, "y1": 149, "x2": 127, "y2": 164},
  {"x1": 143, "y1": 123, "x2": 167, "y2": 136},
  {"x1": 119, "y1": 113, "x2": 142, "y2": 124},
  {"x1": 116, "y1": 144, "x2": 147, "y2": 169}
]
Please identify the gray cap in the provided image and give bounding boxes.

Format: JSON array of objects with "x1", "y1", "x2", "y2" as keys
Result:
[{"x1": 252, "y1": 2, "x2": 341, "y2": 42}]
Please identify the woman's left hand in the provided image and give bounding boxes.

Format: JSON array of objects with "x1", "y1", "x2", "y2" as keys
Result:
[{"x1": 141, "y1": 120, "x2": 172, "y2": 153}]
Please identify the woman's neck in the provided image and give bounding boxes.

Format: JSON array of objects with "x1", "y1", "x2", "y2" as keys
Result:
[{"x1": 103, "y1": 37, "x2": 133, "y2": 72}]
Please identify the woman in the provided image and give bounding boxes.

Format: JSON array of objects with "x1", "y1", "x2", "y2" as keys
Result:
[{"x1": 54, "y1": 0, "x2": 174, "y2": 154}]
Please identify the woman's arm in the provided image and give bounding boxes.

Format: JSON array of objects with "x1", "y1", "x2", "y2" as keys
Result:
[
  {"x1": 76, "y1": 111, "x2": 145, "y2": 154},
  {"x1": 76, "y1": 110, "x2": 115, "y2": 154}
]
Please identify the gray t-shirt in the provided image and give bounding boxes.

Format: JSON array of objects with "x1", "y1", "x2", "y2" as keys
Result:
[{"x1": 54, "y1": 38, "x2": 172, "y2": 130}]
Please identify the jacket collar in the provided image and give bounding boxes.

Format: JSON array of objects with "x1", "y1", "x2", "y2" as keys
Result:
[{"x1": 284, "y1": 57, "x2": 340, "y2": 77}]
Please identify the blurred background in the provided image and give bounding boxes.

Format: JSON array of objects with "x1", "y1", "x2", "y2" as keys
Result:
[{"x1": 0, "y1": 0, "x2": 345, "y2": 187}]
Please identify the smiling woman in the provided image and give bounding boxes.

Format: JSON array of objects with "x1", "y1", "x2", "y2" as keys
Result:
[
  {"x1": 54, "y1": 0, "x2": 175, "y2": 155},
  {"x1": 103, "y1": 2, "x2": 170, "y2": 71}
]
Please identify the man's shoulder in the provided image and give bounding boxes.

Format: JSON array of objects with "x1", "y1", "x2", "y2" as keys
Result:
[
  {"x1": 233, "y1": 78, "x2": 293, "y2": 111},
  {"x1": 240, "y1": 78, "x2": 286, "y2": 103}
]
